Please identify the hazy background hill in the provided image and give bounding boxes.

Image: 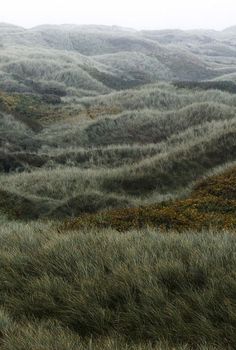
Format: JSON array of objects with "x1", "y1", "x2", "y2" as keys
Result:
[
  {"x1": 1, "y1": 23, "x2": 236, "y2": 220},
  {"x1": 1, "y1": 22, "x2": 236, "y2": 97}
]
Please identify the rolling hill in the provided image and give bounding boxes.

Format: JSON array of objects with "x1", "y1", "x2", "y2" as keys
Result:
[{"x1": 1, "y1": 22, "x2": 236, "y2": 98}]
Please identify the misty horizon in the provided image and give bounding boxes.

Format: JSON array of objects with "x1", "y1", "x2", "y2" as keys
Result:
[
  {"x1": 1, "y1": 21, "x2": 236, "y2": 33},
  {"x1": 1, "y1": 0, "x2": 236, "y2": 32}
]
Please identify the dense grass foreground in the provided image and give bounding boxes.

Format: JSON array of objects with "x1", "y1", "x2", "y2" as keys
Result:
[{"x1": 0, "y1": 222, "x2": 235, "y2": 349}]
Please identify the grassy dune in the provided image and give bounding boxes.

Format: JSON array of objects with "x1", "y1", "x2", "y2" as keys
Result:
[
  {"x1": 1, "y1": 86, "x2": 236, "y2": 220},
  {"x1": 1, "y1": 121, "x2": 236, "y2": 220},
  {"x1": 63, "y1": 163, "x2": 236, "y2": 232}
]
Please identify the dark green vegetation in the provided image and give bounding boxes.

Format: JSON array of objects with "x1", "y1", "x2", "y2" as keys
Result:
[
  {"x1": 1, "y1": 23, "x2": 236, "y2": 349},
  {"x1": 173, "y1": 80, "x2": 236, "y2": 93},
  {"x1": 0, "y1": 223, "x2": 235, "y2": 350}
]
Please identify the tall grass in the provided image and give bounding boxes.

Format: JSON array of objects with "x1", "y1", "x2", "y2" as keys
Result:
[{"x1": 0, "y1": 222, "x2": 235, "y2": 348}]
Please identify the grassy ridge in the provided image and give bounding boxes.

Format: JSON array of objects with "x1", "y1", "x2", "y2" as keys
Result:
[
  {"x1": 102, "y1": 121, "x2": 236, "y2": 194},
  {"x1": 82, "y1": 102, "x2": 235, "y2": 146},
  {"x1": 1, "y1": 118, "x2": 236, "y2": 220}
]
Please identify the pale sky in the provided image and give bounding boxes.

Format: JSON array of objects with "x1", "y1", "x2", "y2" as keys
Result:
[{"x1": 0, "y1": 0, "x2": 235, "y2": 31}]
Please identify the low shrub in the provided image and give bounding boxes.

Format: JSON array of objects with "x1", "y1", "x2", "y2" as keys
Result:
[
  {"x1": 51, "y1": 192, "x2": 130, "y2": 218},
  {"x1": 173, "y1": 80, "x2": 236, "y2": 94}
]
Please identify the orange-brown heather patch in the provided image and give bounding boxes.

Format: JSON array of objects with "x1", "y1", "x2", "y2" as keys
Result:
[
  {"x1": 86, "y1": 105, "x2": 122, "y2": 119},
  {"x1": 62, "y1": 166, "x2": 236, "y2": 232}
]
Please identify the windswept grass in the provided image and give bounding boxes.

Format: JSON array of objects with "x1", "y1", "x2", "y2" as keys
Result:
[
  {"x1": 0, "y1": 221, "x2": 235, "y2": 349},
  {"x1": 0, "y1": 318, "x2": 222, "y2": 350}
]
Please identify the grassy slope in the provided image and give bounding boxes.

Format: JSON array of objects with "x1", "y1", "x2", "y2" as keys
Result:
[{"x1": 63, "y1": 164, "x2": 236, "y2": 232}]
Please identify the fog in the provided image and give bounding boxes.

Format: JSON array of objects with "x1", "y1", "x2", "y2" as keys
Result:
[{"x1": 0, "y1": 0, "x2": 235, "y2": 30}]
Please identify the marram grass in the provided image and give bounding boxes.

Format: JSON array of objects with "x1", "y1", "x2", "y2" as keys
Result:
[{"x1": 0, "y1": 221, "x2": 235, "y2": 349}]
